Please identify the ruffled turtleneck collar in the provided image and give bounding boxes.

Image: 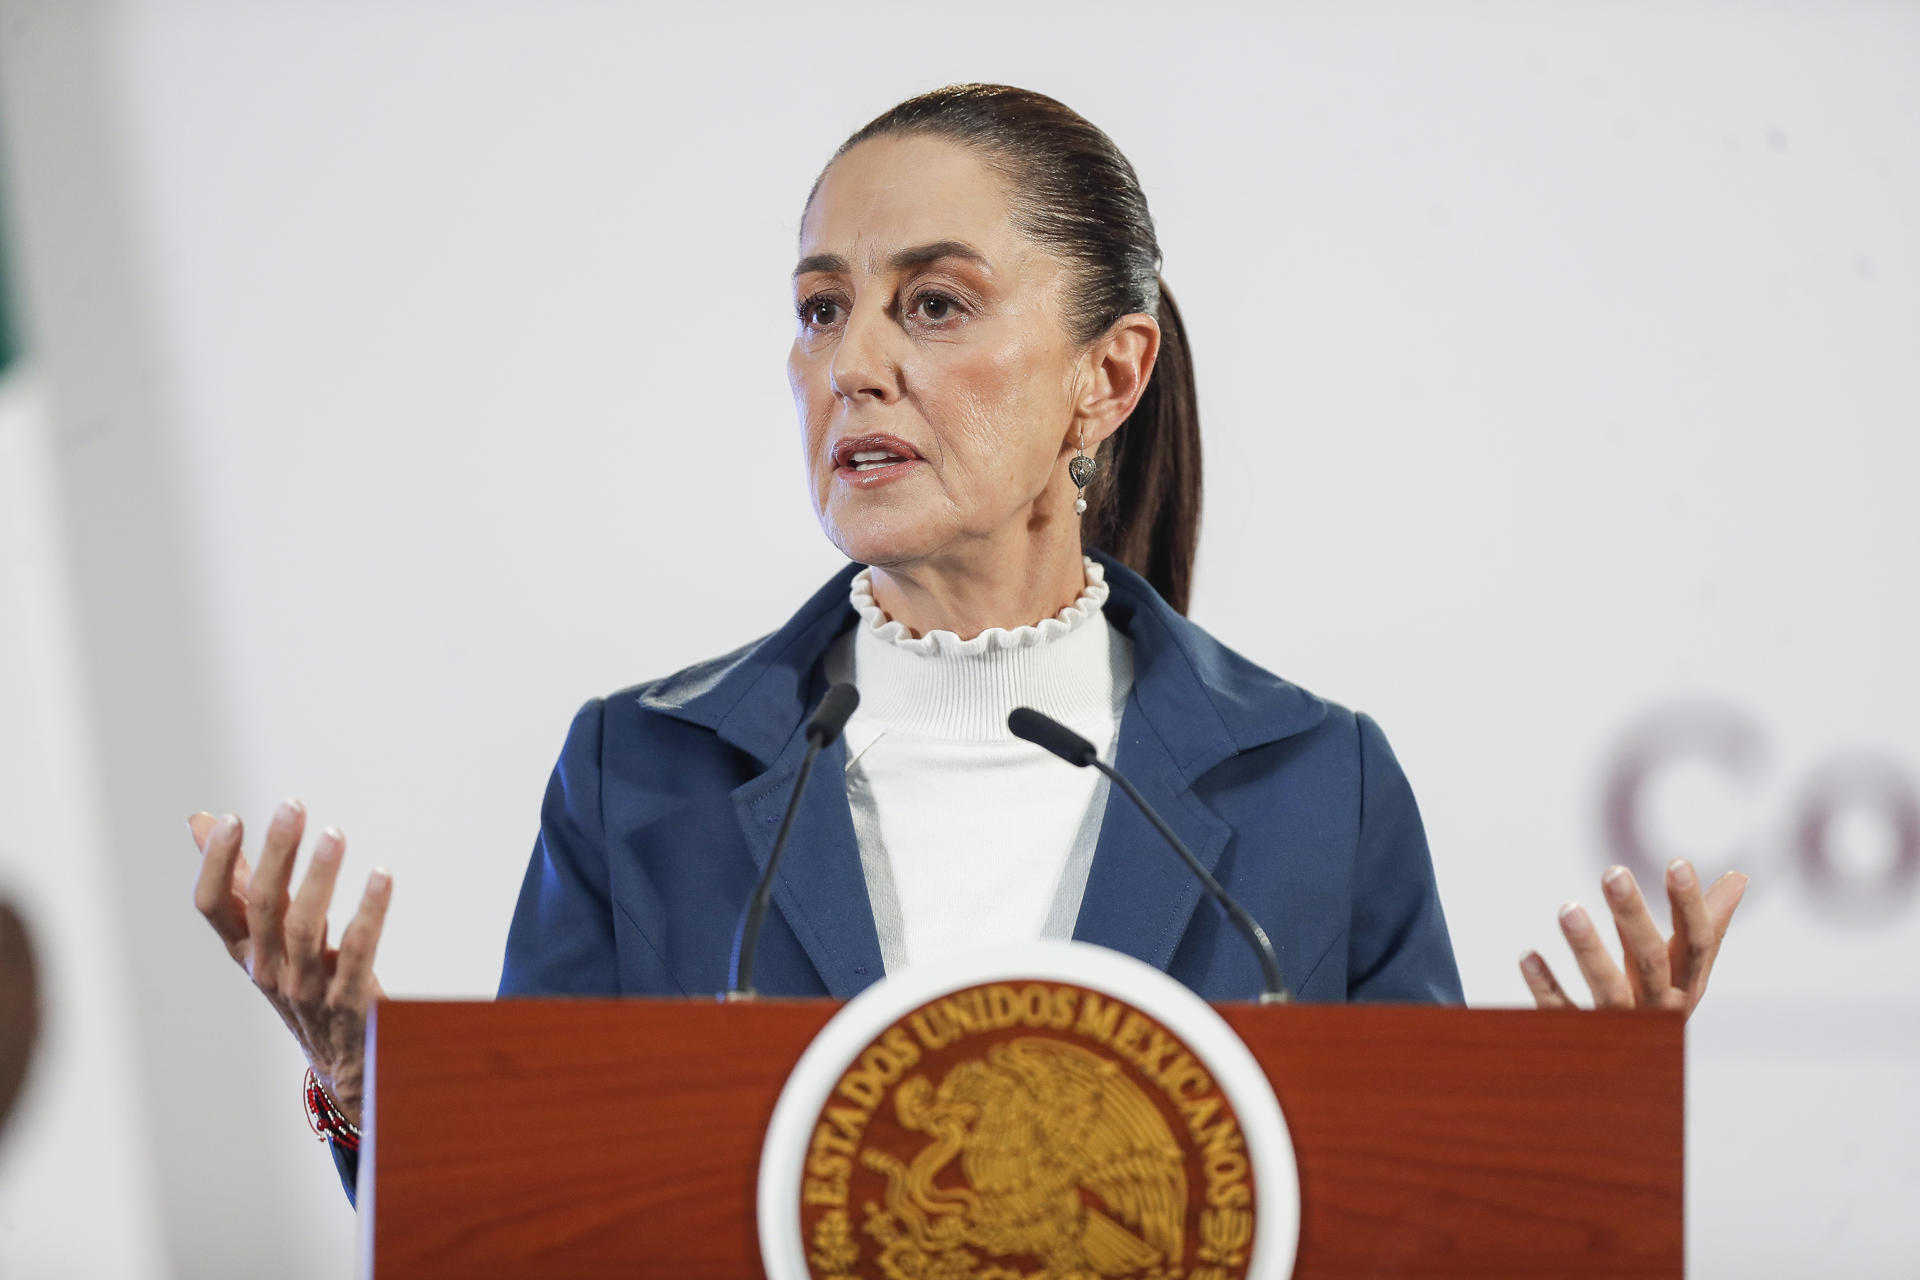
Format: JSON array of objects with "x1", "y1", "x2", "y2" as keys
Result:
[{"x1": 829, "y1": 555, "x2": 1131, "y2": 742}]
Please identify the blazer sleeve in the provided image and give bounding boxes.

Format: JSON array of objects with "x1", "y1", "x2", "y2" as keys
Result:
[
  {"x1": 498, "y1": 697, "x2": 623, "y2": 996},
  {"x1": 1346, "y1": 712, "x2": 1464, "y2": 1003},
  {"x1": 330, "y1": 1138, "x2": 359, "y2": 1209}
]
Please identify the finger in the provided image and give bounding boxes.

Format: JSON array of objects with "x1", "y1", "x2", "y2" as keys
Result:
[
  {"x1": 244, "y1": 799, "x2": 307, "y2": 988},
  {"x1": 191, "y1": 814, "x2": 251, "y2": 958},
  {"x1": 329, "y1": 868, "x2": 393, "y2": 1008},
  {"x1": 284, "y1": 826, "x2": 346, "y2": 1005},
  {"x1": 1705, "y1": 871, "x2": 1750, "y2": 942},
  {"x1": 1559, "y1": 901, "x2": 1633, "y2": 1008},
  {"x1": 1519, "y1": 949, "x2": 1576, "y2": 1009},
  {"x1": 1664, "y1": 859, "x2": 1718, "y2": 996},
  {"x1": 319, "y1": 947, "x2": 383, "y2": 998},
  {"x1": 1602, "y1": 865, "x2": 1678, "y2": 1009},
  {"x1": 1681, "y1": 870, "x2": 1751, "y2": 1001},
  {"x1": 190, "y1": 810, "x2": 256, "y2": 899}
]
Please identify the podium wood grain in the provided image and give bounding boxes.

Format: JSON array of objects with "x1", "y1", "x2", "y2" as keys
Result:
[{"x1": 365, "y1": 1000, "x2": 1681, "y2": 1279}]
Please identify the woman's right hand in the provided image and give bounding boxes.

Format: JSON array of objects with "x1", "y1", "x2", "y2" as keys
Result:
[{"x1": 189, "y1": 801, "x2": 392, "y2": 1127}]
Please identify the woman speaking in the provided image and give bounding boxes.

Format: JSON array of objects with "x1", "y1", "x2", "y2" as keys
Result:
[{"x1": 186, "y1": 84, "x2": 1748, "y2": 1200}]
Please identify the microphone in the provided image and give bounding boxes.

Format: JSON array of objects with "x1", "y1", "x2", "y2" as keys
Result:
[
  {"x1": 1008, "y1": 707, "x2": 1292, "y2": 1003},
  {"x1": 728, "y1": 683, "x2": 859, "y2": 998}
]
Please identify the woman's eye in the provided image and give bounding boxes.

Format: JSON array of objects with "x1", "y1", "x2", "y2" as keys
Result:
[
  {"x1": 797, "y1": 295, "x2": 841, "y2": 329},
  {"x1": 912, "y1": 291, "x2": 960, "y2": 322}
]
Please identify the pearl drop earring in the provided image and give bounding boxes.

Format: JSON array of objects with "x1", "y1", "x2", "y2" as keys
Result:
[{"x1": 1068, "y1": 426, "x2": 1098, "y2": 516}]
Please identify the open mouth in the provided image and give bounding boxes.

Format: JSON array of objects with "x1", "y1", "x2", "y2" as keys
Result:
[
  {"x1": 847, "y1": 449, "x2": 910, "y2": 472},
  {"x1": 832, "y1": 435, "x2": 923, "y2": 486}
]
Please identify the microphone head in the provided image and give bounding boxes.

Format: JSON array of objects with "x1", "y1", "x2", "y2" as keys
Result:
[
  {"x1": 806, "y1": 682, "x2": 860, "y2": 747},
  {"x1": 1007, "y1": 707, "x2": 1098, "y2": 768}
]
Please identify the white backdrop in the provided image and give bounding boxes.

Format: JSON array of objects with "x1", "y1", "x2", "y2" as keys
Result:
[{"x1": 0, "y1": 1, "x2": 1914, "y2": 1276}]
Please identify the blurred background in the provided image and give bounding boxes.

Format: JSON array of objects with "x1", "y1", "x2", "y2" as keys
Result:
[{"x1": 0, "y1": 0, "x2": 1913, "y2": 1275}]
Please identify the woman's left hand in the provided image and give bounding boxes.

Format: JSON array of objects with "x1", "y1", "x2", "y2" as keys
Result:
[{"x1": 1520, "y1": 859, "x2": 1749, "y2": 1018}]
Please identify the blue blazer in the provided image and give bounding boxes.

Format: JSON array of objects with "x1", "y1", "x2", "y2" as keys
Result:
[
  {"x1": 502, "y1": 547, "x2": 1458, "y2": 1003},
  {"x1": 331, "y1": 548, "x2": 1460, "y2": 1202}
]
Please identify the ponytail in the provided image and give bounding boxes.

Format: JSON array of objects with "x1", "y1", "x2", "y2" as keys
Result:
[{"x1": 1081, "y1": 277, "x2": 1201, "y2": 615}]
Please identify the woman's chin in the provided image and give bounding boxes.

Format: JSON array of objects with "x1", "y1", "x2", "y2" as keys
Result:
[{"x1": 820, "y1": 512, "x2": 947, "y2": 569}]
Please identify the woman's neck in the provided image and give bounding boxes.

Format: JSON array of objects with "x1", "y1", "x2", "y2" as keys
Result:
[{"x1": 865, "y1": 536, "x2": 1090, "y2": 641}]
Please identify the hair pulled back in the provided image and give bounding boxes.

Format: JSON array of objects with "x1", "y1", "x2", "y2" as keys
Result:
[{"x1": 810, "y1": 84, "x2": 1203, "y2": 615}]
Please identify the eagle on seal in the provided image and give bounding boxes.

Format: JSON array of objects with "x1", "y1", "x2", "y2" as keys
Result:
[{"x1": 862, "y1": 1036, "x2": 1189, "y2": 1277}]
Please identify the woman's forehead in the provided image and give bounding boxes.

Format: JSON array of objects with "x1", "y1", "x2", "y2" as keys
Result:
[{"x1": 797, "y1": 135, "x2": 1023, "y2": 273}]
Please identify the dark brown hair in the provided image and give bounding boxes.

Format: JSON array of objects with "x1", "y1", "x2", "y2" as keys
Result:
[{"x1": 808, "y1": 84, "x2": 1203, "y2": 615}]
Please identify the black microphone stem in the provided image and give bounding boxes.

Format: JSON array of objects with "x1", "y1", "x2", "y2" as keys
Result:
[
  {"x1": 1093, "y1": 760, "x2": 1291, "y2": 1005},
  {"x1": 728, "y1": 682, "x2": 858, "y2": 1000},
  {"x1": 729, "y1": 741, "x2": 820, "y2": 999}
]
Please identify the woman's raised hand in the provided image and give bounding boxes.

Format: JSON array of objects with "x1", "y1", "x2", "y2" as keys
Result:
[
  {"x1": 1520, "y1": 858, "x2": 1748, "y2": 1018},
  {"x1": 188, "y1": 801, "x2": 392, "y2": 1126}
]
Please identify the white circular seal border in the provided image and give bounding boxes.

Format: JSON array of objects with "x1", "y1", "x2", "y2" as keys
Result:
[{"x1": 758, "y1": 940, "x2": 1300, "y2": 1279}]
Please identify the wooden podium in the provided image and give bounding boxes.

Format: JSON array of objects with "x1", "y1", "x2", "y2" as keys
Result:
[{"x1": 360, "y1": 999, "x2": 1682, "y2": 1278}]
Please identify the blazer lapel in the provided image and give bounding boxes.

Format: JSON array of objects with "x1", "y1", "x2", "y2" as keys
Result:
[
  {"x1": 1072, "y1": 694, "x2": 1233, "y2": 972},
  {"x1": 731, "y1": 727, "x2": 885, "y2": 998},
  {"x1": 1071, "y1": 550, "x2": 1329, "y2": 977}
]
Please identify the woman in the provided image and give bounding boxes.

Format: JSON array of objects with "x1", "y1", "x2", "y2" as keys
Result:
[{"x1": 187, "y1": 84, "x2": 1748, "y2": 1205}]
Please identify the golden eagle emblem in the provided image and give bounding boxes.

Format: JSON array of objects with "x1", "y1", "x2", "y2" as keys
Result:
[{"x1": 857, "y1": 1036, "x2": 1187, "y2": 1280}]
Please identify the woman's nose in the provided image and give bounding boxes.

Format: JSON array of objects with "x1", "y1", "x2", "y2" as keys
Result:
[{"x1": 828, "y1": 300, "x2": 899, "y2": 404}]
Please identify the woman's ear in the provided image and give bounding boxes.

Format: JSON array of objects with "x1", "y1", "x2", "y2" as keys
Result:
[{"x1": 1071, "y1": 313, "x2": 1161, "y2": 450}]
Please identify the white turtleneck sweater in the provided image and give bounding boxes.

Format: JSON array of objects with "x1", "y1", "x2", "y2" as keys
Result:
[{"x1": 820, "y1": 556, "x2": 1136, "y2": 975}]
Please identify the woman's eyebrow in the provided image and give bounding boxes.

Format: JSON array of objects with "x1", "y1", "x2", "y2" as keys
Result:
[{"x1": 792, "y1": 240, "x2": 992, "y2": 279}]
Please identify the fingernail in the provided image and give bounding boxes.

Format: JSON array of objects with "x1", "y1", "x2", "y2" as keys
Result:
[
  {"x1": 369, "y1": 867, "x2": 392, "y2": 893},
  {"x1": 1519, "y1": 950, "x2": 1544, "y2": 979},
  {"x1": 214, "y1": 813, "x2": 240, "y2": 840},
  {"x1": 314, "y1": 827, "x2": 344, "y2": 859},
  {"x1": 1603, "y1": 865, "x2": 1633, "y2": 901},
  {"x1": 275, "y1": 797, "x2": 304, "y2": 824},
  {"x1": 1667, "y1": 858, "x2": 1696, "y2": 890},
  {"x1": 1559, "y1": 901, "x2": 1592, "y2": 936}
]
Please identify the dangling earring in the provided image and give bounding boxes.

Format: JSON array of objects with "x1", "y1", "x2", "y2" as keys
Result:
[{"x1": 1068, "y1": 425, "x2": 1098, "y2": 516}]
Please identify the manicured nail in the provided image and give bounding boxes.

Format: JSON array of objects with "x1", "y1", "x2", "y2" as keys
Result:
[
  {"x1": 214, "y1": 813, "x2": 240, "y2": 840},
  {"x1": 369, "y1": 867, "x2": 392, "y2": 893},
  {"x1": 1603, "y1": 865, "x2": 1633, "y2": 901},
  {"x1": 1519, "y1": 950, "x2": 1545, "y2": 979},
  {"x1": 1667, "y1": 858, "x2": 1696, "y2": 890},
  {"x1": 314, "y1": 827, "x2": 344, "y2": 859},
  {"x1": 274, "y1": 797, "x2": 304, "y2": 825},
  {"x1": 1559, "y1": 901, "x2": 1592, "y2": 936}
]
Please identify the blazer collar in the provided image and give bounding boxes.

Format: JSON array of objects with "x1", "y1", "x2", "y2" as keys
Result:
[
  {"x1": 633, "y1": 547, "x2": 1327, "y2": 768},
  {"x1": 633, "y1": 561, "x2": 861, "y2": 765}
]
